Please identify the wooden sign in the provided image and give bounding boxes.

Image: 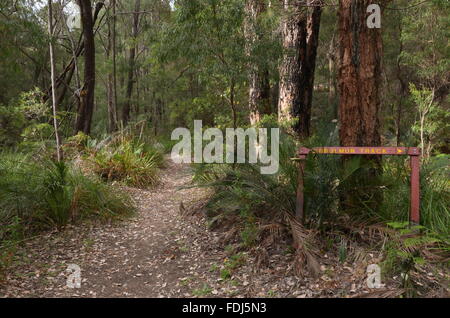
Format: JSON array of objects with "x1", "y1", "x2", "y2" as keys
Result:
[{"x1": 294, "y1": 147, "x2": 421, "y2": 225}]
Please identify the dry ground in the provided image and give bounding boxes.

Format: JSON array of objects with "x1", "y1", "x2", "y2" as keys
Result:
[{"x1": 1, "y1": 161, "x2": 447, "y2": 298}]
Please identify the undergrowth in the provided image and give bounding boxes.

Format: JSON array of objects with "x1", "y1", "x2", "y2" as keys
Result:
[
  {"x1": 65, "y1": 131, "x2": 165, "y2": 189},
  {"x1": 190, "y1": 120, "x2": 449, "y2": 290},
  {"x1": 0, "y1": 152, "x2": 135, "y2": 241}
]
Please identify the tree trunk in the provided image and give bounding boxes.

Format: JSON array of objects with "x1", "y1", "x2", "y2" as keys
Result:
[
  {"x1": 338, "y1": 0, "x2": 382, "y2": 149},
  {"x1": 278, "y1": 0, "x2": 305, "y2": 123},
  {"x1": 43, "y1": 3, "x2": 103, "y2": 105},
  {"x1": 107, "y1": 0, "x2": 118, "y2": 133},
  {"x1": 395, "y1": 19, "x2": 406, "y2": 146},
  {"x1": 244, "y1": 0, "x2": 271, "y2": 125},
  {"x1": 337, "y1": 0, "x2": 384, "y2": 211},
  {"x1": 294, "y1": 2, "x2": 321, "y2": 138},
  {"x1": 327, "y1": 35, "x2": 338, "y2": 118},
  {"x1": 75, "y1": 0, "x2": 96, "y2": 135},
  {"x1": 48, "y1": 0, "x2": 62, "y2": 161},
  {"x1": 56, "y1": 64, "x2": 75, "y2": 110},
  {"x1": 278, "y1": 0, "x2": 321, "y2": 139},
  {"x1": 122, "y1": 0, "x2": 141, "y2": 126}
]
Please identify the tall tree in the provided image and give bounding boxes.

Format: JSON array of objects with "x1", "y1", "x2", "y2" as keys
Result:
[
  {"x1": 337, "y1": 0, "x2": 382, "y2": 149},
  {"x1": 278, "y1": 0, "x2": 322, "y2": 139},
  {"x1": 337, "y1": 0, "x2": 384, "y2": 211},
  {"x1": 122, "y1": 0, "x2": 141, "y2": 126},
  {"x1": 48, "y1": 0, "x2": 62, "y2": 161},
  {"x1": 294, "y1": 1, "x2": 321, "y2": 138},
  {"x1": 244, "y1": 0, "x2": 271, "y2": 125},
  {"x1": 106, "y1": 0, "x2": 118, "y2": 133},
  {"x1": 75, "y1": 0, "x2": 97, "y2": 134}
]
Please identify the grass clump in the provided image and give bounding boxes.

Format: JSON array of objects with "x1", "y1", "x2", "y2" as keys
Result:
[
  {"x1": 0, "y1": 152, "x2": 135, "y2": 242},
  {"x1": 90, "y1": 137, "x2": 164, "y2": 189},
  {"x1": 192, "y1": 284, "x2": 213, "y2": 297}
]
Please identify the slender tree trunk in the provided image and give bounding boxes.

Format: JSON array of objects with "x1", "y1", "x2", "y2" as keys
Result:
[
  {"x1": 122, "y1": 0, "x2": 141, "y2": 126},
  {"x1": 48, "y1": 0, "x2": 62, "y2": 161},
  {"x1": 294, "y1": 1, "x2": 321, "y2": 138},
  {"x1": 278, "y1": 0, "x2": 322, "y2": 139},
  {"x1": 112, "y1": 0, "x2": 118, "y2": 129},
  {"x1": 56, "y1": 65, "x2": 75, "y2": 109},
  {"x1": 75, "y1": 0, "x2": 96, "y2": 135},
  {"x1": 328, "y1": 35, "x2": 338, "y2": 118},
  {"x1": 395, "y1": 19, "x2": 406, "y2": 146},
  {"x1": 61, "y1": 13, "x2": 82, "y2": 113},
  {"x1": 244, "y1": 0, "x2": 271, "y2": 125},
  {"x1": 106, "y1": 0, "x2": 118, "y2": 133},
  {"x1": 44, "y1": 3, "x2": 103, "y2": 105},
  {"x1": 136, "y1": 68, "x2": 140, "y2": 115}
]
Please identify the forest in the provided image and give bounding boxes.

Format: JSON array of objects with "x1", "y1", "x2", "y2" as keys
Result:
[{"x1": 0, "y1": 0, "x2": 448, "y2": 299}]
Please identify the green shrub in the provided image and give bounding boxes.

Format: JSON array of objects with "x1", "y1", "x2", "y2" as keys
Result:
[
  {"x1": 0, "y1": 88, "x2": 55, "y2": 149},
  {"x1": 379, "y1": 155, "x2": 450, "y2": 240},
  {"x1": 192, "y1": 126, "x2": 449, "y2": 248},
  {"x1": 0, "y1": 104, "x2": 26, "y2": 147},
  {"x1": 0, "y1": 152, "x2": 135, "y2": 241},
  {"x1": 90, "y1": 139, "x2": 163, "y2": 188}
]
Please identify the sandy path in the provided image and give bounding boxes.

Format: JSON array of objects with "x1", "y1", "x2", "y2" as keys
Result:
[{"x1": 0, "y1": 161, "x2": 314, "y2": 298}]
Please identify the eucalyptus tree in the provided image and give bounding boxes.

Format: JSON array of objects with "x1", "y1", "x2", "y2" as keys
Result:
[
  {"x1": 122, "y1": 0, "x2": 142, "y2": 126},
  {"x1": 337, "y1": 0, "x2": 386, "y2": 211},
  {"x1": 159, "y1": 0, "x2": 247, "y2": 129},
  {"x1": 75, "y1": 0, "x2": 100, "y2": 134},
  {"x1": 0, "y1": 0, "x2": 48, "y2": 104},
  {"x1": 48, "y1": 0, "x2": 62, "y2": 160},
  {"x1": 337, "y1": 0, "x2": 383, "y2": 149},
  {"x1": 244, "y1": 0, "x2": 271, "y2": 125},
  {"x1": 278, "y1": 0, "x2": 322, "y2": 139}
]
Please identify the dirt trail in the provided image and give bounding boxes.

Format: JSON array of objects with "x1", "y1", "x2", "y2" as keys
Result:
[{"x1": 0, "y1": 161, "x2": 309, "y2": 298}]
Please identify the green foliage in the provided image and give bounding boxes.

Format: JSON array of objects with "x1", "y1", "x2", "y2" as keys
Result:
[
  {"x1": 400, "y1": 1, "x2": 449, "y2": 87},
  {"x1": 240, "y1": 213, "x2": 259, "y2": 248},
  {"x1": 0, "y1": 152, "x2": 135, "y2": 242},
  {"x1": 0, "y1": 2, "x2": 47, "y2": 104},
  {"x1": 379, "y1": 155, "x2": 450, "y2": 239},
  {"x1": 220, "y1": 252, "x2": 246, "y2": 280},
  {"x1": 0, "y1": 88, "x2": 57, "y2": 150},
  {"x1": 338, "y1": 238, "x2": 348, "y2": 263},
  {"x1": 0, "y1": 104, "x2": 26, "y2": 147},
  {"x1": 192, "y1": 283, "x2": 213, "y2": 297},
  {"x1": 410, "y1": 84, "x2": 450, "y2": 157},
  {"x1": 192, "y1": 131, "x2": 298, "y2": 224},
  {"x1": 381, "y1": 222, "x2": 446, "y2": 296},
  {"x1": 90, "y1": 138, "x2": 164, "y2": 188}
]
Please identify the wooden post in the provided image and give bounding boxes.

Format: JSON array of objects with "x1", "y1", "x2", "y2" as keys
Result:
[
  {"x1": 295, "y1": 147, "x2": 311, "y2": 224},
  {"x1": 294, "y1": 147, "x2": 421, "y2": 226},
  {"x1": 295, "y1": 155, "x2": 306, "y2": 224},
  {"x1": 410, "y1": 154, "x2": 420, "y2": 225}
]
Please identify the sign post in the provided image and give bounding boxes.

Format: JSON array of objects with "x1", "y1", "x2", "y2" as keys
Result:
[{"x1": 294, "y1": 147, "x2": 421, "y2": 225}]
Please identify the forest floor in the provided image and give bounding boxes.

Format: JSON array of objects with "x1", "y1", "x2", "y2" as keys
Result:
[
  {"x1": 0, "y1": 161, "x2": 308, "y2": 297},
  {"x1": 0, "y1": 161, "x2": 447, "y2": 298}
]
